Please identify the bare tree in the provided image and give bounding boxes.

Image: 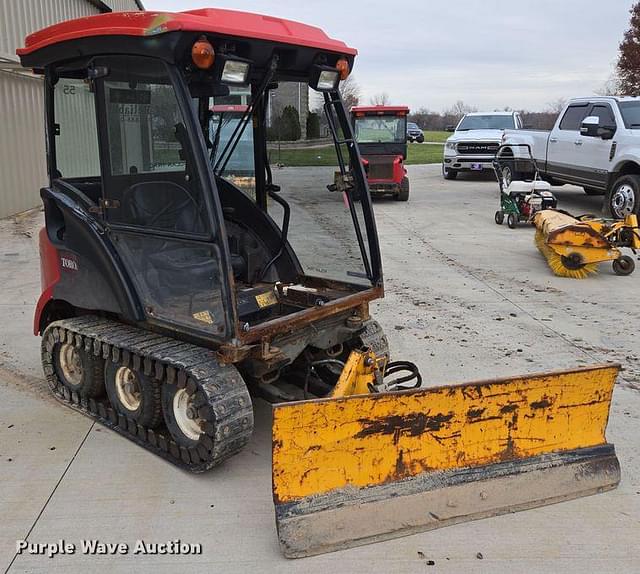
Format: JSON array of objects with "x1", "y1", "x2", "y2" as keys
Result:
[
  {"x1": 546, "y1": 97, "x2": 567, "y2": 114},
  {"x1": 595, "y1": 73, "x2": 621, "y2": 96},
  {"x1": 339, "y1": 75, "x2": 361, "y2": 110},
  {"x1": 445, "y1": 100, "x2": 477, "y2": 119},
  {"x1": 370, "y1": 92, "x2": 390, "y2": 106}
]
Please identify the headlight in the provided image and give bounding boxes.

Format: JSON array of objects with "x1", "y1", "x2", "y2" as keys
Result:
[{"x1": 446, "y1": 141, "x2": 457, "y2": 151}]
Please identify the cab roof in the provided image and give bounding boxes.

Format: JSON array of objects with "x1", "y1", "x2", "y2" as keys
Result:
[
  {"x1": 351, "y1": 105, "x2": 410, "y2": 115},
  {"x1": 17, "y1": 8, "x2": 356, "y2": 58}
]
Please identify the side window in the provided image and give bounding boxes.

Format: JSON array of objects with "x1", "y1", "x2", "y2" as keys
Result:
[
  {"x1": 100, "y1": 56, "x2": 207, "y2": 235},
  {"x1": 559, "y1": 105, "x2": 590, "y2": 131},
  {"x1": 590, "y1": 104, "x2": 616, "y2": 127},
  {"x1": 54, "y1": 77, "x2": 100, "y2": 178}
]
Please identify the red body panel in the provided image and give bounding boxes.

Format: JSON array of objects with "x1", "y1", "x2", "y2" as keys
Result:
[
  {"x1": 211, "y1": 104, "x2": 249, "y2": 113},
  {"x1": 34, "y1": 228, "x2": 61, "y2": 335},
  {"x1": 351, "y1": 105, "x2": 409, "y2": 115},
  {"x1": 366, "y1": 156, "x2": 405, "y2": 185},
  {"x1": 17, "y1": 9, "x2": 356, "y2": 57}
]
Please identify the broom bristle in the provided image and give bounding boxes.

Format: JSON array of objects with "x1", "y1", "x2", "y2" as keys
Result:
[{"x1": 534, "y1": 229, "x2": 598, "y2": 279}]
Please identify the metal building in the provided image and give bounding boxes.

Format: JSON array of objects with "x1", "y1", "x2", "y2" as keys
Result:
[{"x1": 0, "y1": 0, "x2": 143, "y2": 218}]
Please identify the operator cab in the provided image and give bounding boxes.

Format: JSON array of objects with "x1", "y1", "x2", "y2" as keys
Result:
[{"x1": 20, "y1": 9, "x2": 382, "y2": 347}]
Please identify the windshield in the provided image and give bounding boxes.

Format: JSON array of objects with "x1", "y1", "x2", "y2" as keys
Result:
[
  {"x1": 354, "y1": 116, "x2": 406, "y2": 143},
  {"x1": 206, "y1": 82, "x2": 376, "y2": 288},
  {"x1": 209, "y1": 104, "x2": 255, "y2": 196},
  {"x1": 457, "y1": 115, "x2": 515, "y2": 131},
  {"x1": 407, "y1": 122, "x2": 420, "y2": 130},
  {"x1": 618, "y1": 101, "x2": 640, "y2": 128}
]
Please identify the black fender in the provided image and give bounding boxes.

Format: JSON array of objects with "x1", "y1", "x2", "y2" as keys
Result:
[{"x1": 41, "y1": 185, "x2": 144, "y2": 322}]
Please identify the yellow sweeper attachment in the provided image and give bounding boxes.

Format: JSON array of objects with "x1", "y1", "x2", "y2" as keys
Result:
[
  {"x1": 272, "y1": 349, "x2": 621, "y2": 557},
  {"x1": 533, "y1": 211, "x2": 640, "y2": 278}
]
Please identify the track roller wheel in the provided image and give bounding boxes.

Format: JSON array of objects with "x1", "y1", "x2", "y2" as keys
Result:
[
  {"x1": 495, "y1": 210, "x2": 504, "y2": 225},
  {"x1": 161, "y1": 366, "x2": 253, "y2": 464},
  {"x1": 105, "y1": 361, "x2": 162, "y2": 428},
  {"x1": 612, "y1": 255, "x2": 635, "y2": 276},
  {"x1": 53, "y1": 341, "x2": 104, "y2": 398}
]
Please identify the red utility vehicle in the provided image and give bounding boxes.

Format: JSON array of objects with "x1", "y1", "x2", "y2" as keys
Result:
[{"x1": 352, "y1": 105, "x2": 410, "y2": 201}]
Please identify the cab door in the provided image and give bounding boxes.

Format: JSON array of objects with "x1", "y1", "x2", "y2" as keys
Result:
[
  {"x1": 546, "y1": 102, "x2": 591, "y2": 184},
  {"x1": 575, "y1": 103, "x2": 617, "y2": 188},
  {"x1": 94, "y1": 55, "x2": 234, "y2": 339}
]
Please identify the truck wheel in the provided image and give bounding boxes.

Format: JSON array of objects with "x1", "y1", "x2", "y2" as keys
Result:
[
  {"x1": 105, "y1": 361, "x2": 162, "y2": 428},
  {"x1": 502, "y1": 165, "x2": 516, "y2": 186},
  {"x1": 495, "y1": 211, "x2": 504, "y2": 225},
  {"x1": 606, "y1": 175, "x2": 640, "y2": 218},
  {"x1": 395, "y1": 177, "x2": 410, "y2": 201},
  {"x1": 583, "y1": 187, "x2": 604, "y2": 196},
  {"x1": 416, "y1": 135, "x2": 424, "y2": 143},
  {"x1": 443, "y1": 165, "x2": 458, "y2": 180},
  {"x1": 612, "y1": 255, "x2": 635, "y2": 276}
]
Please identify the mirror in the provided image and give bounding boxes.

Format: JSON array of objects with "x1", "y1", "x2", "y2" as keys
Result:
[
  {"x1": 446, "y1": 125, "x2": 456, "y2": 132},
  {"x1": 580, "y1": 116, "x2": 600, "y2": 138}
]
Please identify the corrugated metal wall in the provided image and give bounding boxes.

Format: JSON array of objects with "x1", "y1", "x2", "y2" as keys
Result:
[
  {"x1": 103, "y1": 0, "x2": 144, "y2": 13},
  {"x1": 0, "y1": 71, "x2": 47, "y2": 217},
  {"x1": 0, "y1": 0, "x2": 100, "y2": 60},
  {"x1": 0, "y1": 0, "x2": 142, "y2": 218}
]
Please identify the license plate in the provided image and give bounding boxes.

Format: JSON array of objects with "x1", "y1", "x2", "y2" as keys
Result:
[{"x1": 470, "y1": 163, "x2": 483, "y2": 171}]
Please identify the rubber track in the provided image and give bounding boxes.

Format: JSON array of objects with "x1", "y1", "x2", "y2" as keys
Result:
[{"x1": 41, "y1": 316, "x2": 254, "y2": 472}]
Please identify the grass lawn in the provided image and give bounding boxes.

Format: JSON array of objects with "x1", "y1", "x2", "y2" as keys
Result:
[
  {"x1": 270, "y1": 143, "x2": 443, "y2": 167},
  {"x1": 422, "y1": 130, "x2": 451, "y2": 143}
]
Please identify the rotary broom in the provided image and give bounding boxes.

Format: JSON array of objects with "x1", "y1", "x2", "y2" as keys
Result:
[{"x1": 533, "y1": 210, "x2": 640, "y2": 278}]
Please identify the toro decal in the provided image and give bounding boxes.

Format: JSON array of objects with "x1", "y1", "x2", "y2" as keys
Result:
[{"x1": 60, "y1": 253, "x2": 79, "y2": 272}]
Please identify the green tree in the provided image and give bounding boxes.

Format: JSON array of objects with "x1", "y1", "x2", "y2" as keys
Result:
[
  {"x1": 281, "y1": 106, "x2": 301, "y2": 140},
  {"x1": 306, "y1": 112, "x2": 320, "y2": 139}
]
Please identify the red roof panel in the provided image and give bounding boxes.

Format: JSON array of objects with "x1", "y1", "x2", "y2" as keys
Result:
[
  {"x1": 351, "y1": 106, "x2": 410, "y2": 114},
  {"x1": 17, "y1": 8, "x2": 357, "y2": 57}
]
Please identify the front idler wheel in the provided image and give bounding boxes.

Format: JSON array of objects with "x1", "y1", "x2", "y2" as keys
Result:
[
  {"x1": 612, "y1": 255, "x2": 635, "y2": 276},
  {"x1": 163, "y1": 383, "x2": 210, "y2": 448},
  {"x1": 53, "y1": 342, "x2": 105, "y2": 398},
  {"x1": 105, "y1": 361, "x2": 162, "y2": 428}
]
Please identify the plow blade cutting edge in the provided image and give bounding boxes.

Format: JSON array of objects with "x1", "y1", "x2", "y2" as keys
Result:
[{"x1": 272, "y1": 364, "x2": 620, "y2": 557}]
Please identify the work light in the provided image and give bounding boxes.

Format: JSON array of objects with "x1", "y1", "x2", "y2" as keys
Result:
[
  {"x1": 310, "y1": 65, "x2": 340, "y2": 92},
  {"x1": 220, "y1": 58, "x2": 251, "y2": 85}
]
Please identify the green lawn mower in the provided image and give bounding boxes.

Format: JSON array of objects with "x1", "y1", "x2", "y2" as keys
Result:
[{"x1": 493, "y1": 144, "x2": 557, "y2": 228}]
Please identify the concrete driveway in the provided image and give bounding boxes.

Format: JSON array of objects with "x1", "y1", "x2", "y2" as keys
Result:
[{"x1": 1, "y1": 165, "x2": 638, "y2": 573}]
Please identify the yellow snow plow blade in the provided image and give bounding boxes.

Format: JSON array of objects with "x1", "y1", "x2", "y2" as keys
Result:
[{"x1": 272, "y1": 361, "x2": 620, "y2": 557}]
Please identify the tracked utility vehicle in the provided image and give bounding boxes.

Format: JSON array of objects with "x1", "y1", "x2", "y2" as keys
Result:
[{"x1": 20, "y1": 8, "x2": 621, "y2": 558}]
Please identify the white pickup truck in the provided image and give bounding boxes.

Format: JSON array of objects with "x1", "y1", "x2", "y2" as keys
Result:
[
  {"x1": 502, "y1": 96, "x2": 640, "y2": 218},
  {"x1": 442, "y1": 111, "x2": 524, "y2": 179}
]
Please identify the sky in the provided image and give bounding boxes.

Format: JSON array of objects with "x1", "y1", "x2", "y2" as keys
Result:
[{"x1": 145, "y1": 0, "x2": 635, "y2": 113}]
